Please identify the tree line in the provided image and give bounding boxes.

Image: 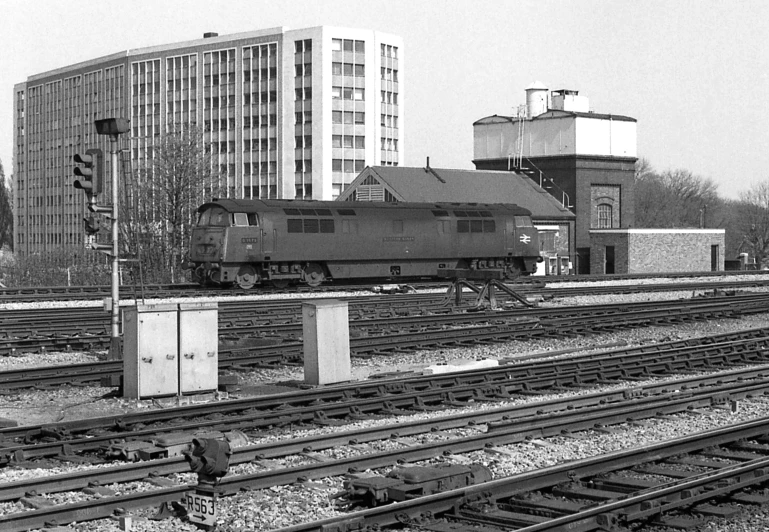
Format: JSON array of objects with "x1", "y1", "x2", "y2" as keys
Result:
[
  {"x1": 634, "y1": 157, "x2": 769, "y2": 267},
  {"x1": 1, "y1": 133, "x2": 768, "y2": 287}
]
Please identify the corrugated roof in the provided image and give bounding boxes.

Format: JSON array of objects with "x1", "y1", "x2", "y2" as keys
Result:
[{"x1": 352, "y1": 166, "x2": 574, "y2": 219}]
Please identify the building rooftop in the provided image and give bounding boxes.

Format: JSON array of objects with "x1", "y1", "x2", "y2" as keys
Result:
[
  {"x1": 473, "y1": 110, "x2": 637, "y2": 126},
  {"x1": 343, "y1": 166, "x2": 575, "y2": 219}
]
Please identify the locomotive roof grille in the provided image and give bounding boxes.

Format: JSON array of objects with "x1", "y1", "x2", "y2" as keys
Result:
[
  {"x1": 454, "y1": 210, "x2": 493, "y2": 218},
  {"x1": 283, "y1": 208, "x2": 338, "y2": 216}
]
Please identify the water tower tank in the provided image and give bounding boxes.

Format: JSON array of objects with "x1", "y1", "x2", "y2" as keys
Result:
[{"x1": 525, "y1": 81, "x2": 549, "y2": 118}]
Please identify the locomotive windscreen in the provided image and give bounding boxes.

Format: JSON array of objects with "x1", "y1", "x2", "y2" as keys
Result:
[
  {"x1": 197, "y1": 206, "x2": 230, "y2": 227},
  {"x1": 514, "y1": 216, "x2": 533, "y2": 227}
]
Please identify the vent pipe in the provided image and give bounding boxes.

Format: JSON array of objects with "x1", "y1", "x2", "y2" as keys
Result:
[{"x1": 424, "y1": 157, "x2": 445, "y2": 183}]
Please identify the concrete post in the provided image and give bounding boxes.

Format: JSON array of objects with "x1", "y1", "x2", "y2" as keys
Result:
[{"x1": 302, "y1": 300, "x2": 351, "y2": 385}]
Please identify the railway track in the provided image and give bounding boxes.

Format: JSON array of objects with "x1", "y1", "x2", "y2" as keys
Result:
[
  {"x1": 1, "y1": 270, "x2": 766, "y2": 303},
  {"x1": 2, "y1": 328, "x2": 769, "y2": 462},
  {"x1": 2, "y1": 367, "x2": 768, "y2": 531},
  {"x1": 0, "y1": 281, "x2": 399, "y2": 303},
  {"x1": 287, "y1": 416, "x2": 769, "y2": 532},
  {"x1": 0, "y1": 294, "x2": 761, "y2": 389},
  {"x1": 2, "y1": 275, "x2": 769, "y2": 530},
  {"x1": 1, "y1": 284, "x2": 762, "y2": 355}
]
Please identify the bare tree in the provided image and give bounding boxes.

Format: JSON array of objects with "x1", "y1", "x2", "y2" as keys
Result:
[
  {"x1": 634, "y1": 160, "x2": 671, "y2": 227},
  {"x1": 0, "y1": 160, "x2": 13, "y2": 251},
  {"x1": 121, "y1": 125, "x2": 220, "y2": 283},
  {"x1": 634, "y1": 165, "x2": 720, "y2": 228},
  {"x1": 739, "y1": 180, "x2": 769, "y2": 267},
  {"x1": 634, "y1": 157, "x2": 655, "y2": 181}
]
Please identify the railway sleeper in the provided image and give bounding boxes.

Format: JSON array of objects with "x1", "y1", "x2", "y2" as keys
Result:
[
  {"x1": 456, "y1": 504, "x2": 555, "y2": 527},
  {"x1": 409, "y1": 397, "x2": 443, "y2": 412},
  {"x1": 380, "y1": 401, "x2": 412, "y2": 416},
  {"x1": 505, "y1": 494, "x2": 590, "y2": 516},
  {"x1": 347, "y1": 406, "x2": 376, "y2": 421},
  {"x1": 313, "y1": 411, "x2": 346, "y2": 426}
]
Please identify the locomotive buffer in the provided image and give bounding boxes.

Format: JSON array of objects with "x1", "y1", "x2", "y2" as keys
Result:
[{"x1": 437, "y1": 268, "x2": 534, "y2": 309}]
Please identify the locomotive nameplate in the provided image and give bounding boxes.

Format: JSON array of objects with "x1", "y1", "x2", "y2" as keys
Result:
[
  {"x1": 241, "y1": 237, "x2": 259, "y2": 243},
  {"x1": 383, "y1": 236, "x2": 414, "y2": 242}
]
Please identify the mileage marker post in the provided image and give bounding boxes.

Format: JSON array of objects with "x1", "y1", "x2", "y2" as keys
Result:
[
  {"x1": 182, "y1": 437, "x2": 231, "y2": 531},
  {"x1": 186, "y1": 490, "x2": 217, "y2": 530}
]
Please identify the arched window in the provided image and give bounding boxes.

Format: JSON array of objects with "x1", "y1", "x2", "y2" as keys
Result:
[{"x1": 598, "y1": 204, "x2": 613, "y2": 228}]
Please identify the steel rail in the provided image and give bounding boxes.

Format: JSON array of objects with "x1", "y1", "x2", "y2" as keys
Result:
[
  {"x1": 2, "y1": 270, "x2": 767, "y2": 302},
  {"x1": 2, "y1": 374, "x2": 769, "y2": 531},
  {"x1": 3, "y1": 279, "x2": 769, "y2": 343},
  {"x1": 0, "y1": 297, "x2": 754, "y2": 391},
  {"x1": 0, "y1": 290, "x2": 761, "y2": 362},
  {"x1": 6, "y1": 342, "x2": 769, "y2": 465},
  {"x1": 0, "y1": 294, "x2": 732, "y2": 381},
  {"x1": 3, "y1": 328, "x2": 769, "y2": 450},
  {"x1": 272, "y1": 416, "x2": 769, "y2": 532},
  {"x1": 488, "y1": 455, "x2": 769, "y2": 532}
]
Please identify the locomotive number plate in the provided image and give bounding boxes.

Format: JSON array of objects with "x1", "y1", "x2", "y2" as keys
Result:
[
  {"x1": 186, "y1": 492, "x2": 216, "y2": 526},
  {"x1": 241, "y1": 237, "x2": 259, "y2": 243},
  {"x1": 383, "y1": 236, "x2": 414, "y2": 242}
]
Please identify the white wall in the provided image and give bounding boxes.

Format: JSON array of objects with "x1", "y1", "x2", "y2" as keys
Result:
[{"x1": 474, "y1": 114, "x2": 637, "y2": 161}]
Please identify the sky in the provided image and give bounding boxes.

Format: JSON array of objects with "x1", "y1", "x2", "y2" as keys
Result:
[{"x1": 2, "y1": 0, "x2": 767, "y2": 199}]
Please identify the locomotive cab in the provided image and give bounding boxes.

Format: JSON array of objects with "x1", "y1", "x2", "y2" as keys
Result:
[
  {"x1": 506, "y1": 214, "x2": 541, "y2": 275},
  {"x1": 188, "y1": 203, "x2": 262, "y2": 287}
]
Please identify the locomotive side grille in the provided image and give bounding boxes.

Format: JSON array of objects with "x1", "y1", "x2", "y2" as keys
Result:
[
  {"x1": 288, "y1": 218, "x2": 336, "y2": 234},
  {"x1": 457, "y1": 220, "x2": 496, "y2": 233}
]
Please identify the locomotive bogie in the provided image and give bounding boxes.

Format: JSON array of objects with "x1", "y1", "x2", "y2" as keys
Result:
[{"x1": 188, "y1": 199, "x2": 542, "y2": 289}]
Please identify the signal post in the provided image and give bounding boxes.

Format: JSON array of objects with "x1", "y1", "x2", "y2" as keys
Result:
[{"x1": 73, "y1": 118, "x2": 130, "y2": 360}]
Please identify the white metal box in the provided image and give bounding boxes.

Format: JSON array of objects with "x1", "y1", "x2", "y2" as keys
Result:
[
  {"x1": 302, "y1": 299, "x2": 351, "y2": 385},
  {"x1": 123, "y1": 304, "x2": 179, "y2": 399},
  {"x1": 179, "y1": 302, "x2": 219, "y2": 394}
]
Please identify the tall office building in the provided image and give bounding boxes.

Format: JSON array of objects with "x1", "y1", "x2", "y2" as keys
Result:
[{"x1": 12, "y1": 26, "x2": 404, "y2": 256}]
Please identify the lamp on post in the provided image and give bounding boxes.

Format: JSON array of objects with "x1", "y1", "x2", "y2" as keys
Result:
[{"x1": 95, "y1": 118, "x2": 130, "y2": 361}]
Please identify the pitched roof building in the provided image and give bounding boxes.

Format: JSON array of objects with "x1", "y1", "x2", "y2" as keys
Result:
[{"x1": 338, "y1": 164, "x2": 576, "y2": 275}]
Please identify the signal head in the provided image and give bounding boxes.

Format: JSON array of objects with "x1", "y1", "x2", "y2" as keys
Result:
[{"x1": 72, "y1": 148, "x2": 103, "y2": 195}]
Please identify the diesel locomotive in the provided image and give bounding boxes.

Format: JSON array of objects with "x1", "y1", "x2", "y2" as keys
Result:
[{"x1": 187, "y1": 199, "x2": 541, "y2": 289}]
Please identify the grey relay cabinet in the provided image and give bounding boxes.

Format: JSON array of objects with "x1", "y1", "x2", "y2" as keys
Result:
[
  {"x1": 179, "y1": 303, "x2": 218, "y2": 394},
  {"x1": 123, "y1": 302, "x2": 218, "y2": 399}
]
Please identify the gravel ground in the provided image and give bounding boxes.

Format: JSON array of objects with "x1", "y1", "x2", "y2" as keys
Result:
[{"x1": 3, "y1": 276, "x2": 769, "y2": 531}]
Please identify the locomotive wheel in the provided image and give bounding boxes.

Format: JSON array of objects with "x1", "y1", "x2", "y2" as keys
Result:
[
  {"x1": 235, "y1": 265, "x2": 258, "y2": 290},
  {"x1": 505, "y1": 262, "x2": 522, "y2": 280},
  {"x1": 303, "y1": 263, "x2": 326, "y2": 288},
  {"x1": 192, "y1": 266, "x2": 206, "y2": 285}
]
